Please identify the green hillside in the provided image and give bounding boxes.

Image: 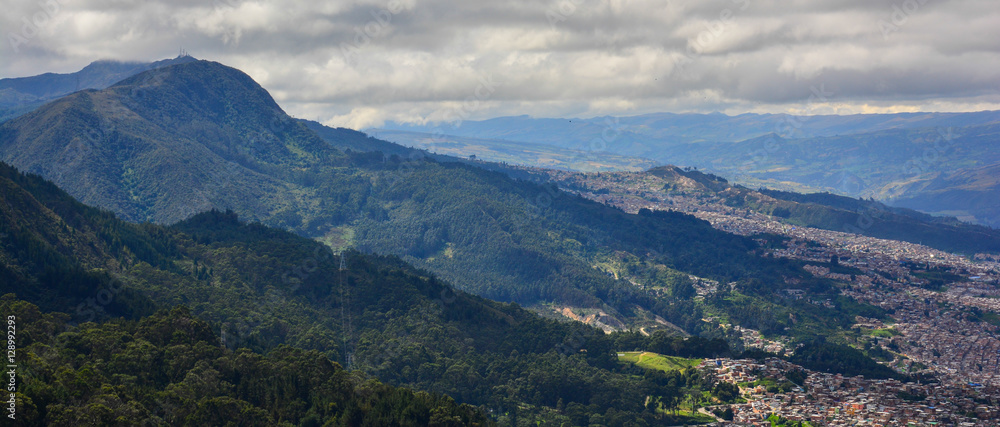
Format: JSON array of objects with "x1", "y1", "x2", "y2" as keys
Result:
[
  {"x1": 0, "y1": 159, "x2": 742, "y2": 425},
  {"x1": 618, "y1": 352, "x2": 702, "y2": 372},
  {"x1": 0, "y1": 60, "x2": 851, "y2": 332},
  {"x1": 0, "y1": 58, "x2": 940, "y2": 425}
]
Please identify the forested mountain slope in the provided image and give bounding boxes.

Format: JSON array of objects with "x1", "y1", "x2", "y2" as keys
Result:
[
  {"x1": 0, "y1": 160, "x2": 734, "y2": 425},
  {"x1": 4, "y1": 297, "x2": 491, "y2": 426},
  {"x1": 0, "y1": 60, "x2": 841, "y2": 331},
  {"x1": 0, "y1": 56, "x2": 197, "y2": 123}
]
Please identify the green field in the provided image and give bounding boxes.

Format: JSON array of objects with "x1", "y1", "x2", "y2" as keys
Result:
[
  {"x1": 865, "y1": 327, "x2": 902, "y2": 338},
  {"x1": 618, "y1": 352, "x2": 702, "y2": 371},
  {"x1": 660, "y1": 410, "x2": 716, "y2": 424}
]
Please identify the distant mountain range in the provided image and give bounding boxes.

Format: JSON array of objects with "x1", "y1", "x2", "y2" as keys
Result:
[
  {"x1": 368, "y1": 129, "x2": 659, "y2": 172},
  {"x1": 0, "y1": 55, "x2": 196, "y2": 122},
  {"x1": 657, "y1": 124, "x2": 1000, "y2": 228},
  {"x1": 380, "y1": 112, "x2": 1000, "y2": 228},
  {"x1": 381, "y1": 111, "x2": 1000, "y2": 151}
]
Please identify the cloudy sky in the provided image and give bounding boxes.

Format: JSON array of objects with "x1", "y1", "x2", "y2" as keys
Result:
[{"x1": 2, "y1": 0, "x2": 999, "y2": 129}]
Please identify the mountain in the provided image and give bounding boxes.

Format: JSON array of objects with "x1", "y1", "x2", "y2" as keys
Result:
[
  {"x1": 380, "y1": 111, "x2": 1000, "y2": 157},
  {"x1": 300, "y1": 119, "x2": 418, "y2": 158},
  {"x1": 0, "y1": 55, "x2": 197, "y2": 122},
  {"x1": 0, "y1": 59, "x2": 856, "y2": 336},
  {"x1": 4, "y1": 59, "x2": 969, "y2": 423},
  {"x1": 655, "y1": 124, "x2": 1000, "y2": 228},
  {"x1": 879, "y1": 161, "x2": 1000, "y2": 229},
  {"x1": 382, "y1": 113, "x2": 1000, "y2": 228},
  {"x1": 3, "y1": 62, "x2": 923, "y2": 416},
  {"x1": 0, "y1": 159, "x2": 491, "y2": 424},
  {"x1": 534, "y1": 165, "x2": 1000, "y2": 254},
  {"x1": 0, "y1": 59, "x2": 345, "y2": 224},
  {"x1": 0, "y1": 158, "x2": 738, "y2": 425},
  {"x1": 368, "y1": 128, "x2": 660, "y2": 172}
]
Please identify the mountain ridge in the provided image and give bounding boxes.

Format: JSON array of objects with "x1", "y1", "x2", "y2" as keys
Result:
[
  {"x1": 0, "y1": 59, "x2": 887, "y2": 349},
  {"x1": 1, "y1": 59, "x2": 345, "y2": 224},
  {"x1": 0, "y1": 157, "x2": 736, "y2": 425},
  {"x1": 0, "y1": 55, "x2": 198, "y2": 122},
  {"x1": 383, "y1": 113, "x2": 1000, "y2": 228}
]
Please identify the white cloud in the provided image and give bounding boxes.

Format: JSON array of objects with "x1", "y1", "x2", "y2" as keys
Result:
[{"x1": 1, "y1": 0, "x2": 998, "y2": 127}]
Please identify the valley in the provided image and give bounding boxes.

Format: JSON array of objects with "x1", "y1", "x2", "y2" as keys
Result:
[
  {"x1": 4, "y1": 0, "x2": 1000, "y2": 423},
  {"x1": 0, "y1": 58, "x2": 997, "y2": 426},
  {"x1": 503, "y1": 164, "x2": 1000, "y2": 423}
]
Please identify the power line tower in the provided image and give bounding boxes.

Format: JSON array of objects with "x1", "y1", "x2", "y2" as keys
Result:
[{"x1": 337, "y1": 252, "x2": 354, "y2": 369}]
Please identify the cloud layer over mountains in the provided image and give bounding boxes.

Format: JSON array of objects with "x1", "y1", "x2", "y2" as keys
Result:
[{"x1": 3, "y1": 0, "x2": 999, "y2": 128}]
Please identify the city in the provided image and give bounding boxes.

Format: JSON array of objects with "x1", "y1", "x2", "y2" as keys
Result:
[{"x1": 539, "y1": 167, "x2": 1000, "y2": 424}]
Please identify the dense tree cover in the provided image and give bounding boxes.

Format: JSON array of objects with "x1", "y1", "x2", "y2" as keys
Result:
[
  {"x1": 785, "y1": 369, "x2": 808, "y2": 386},
  {"x1": 789, "y1": 340, "x2": 905, "y2": 381},
  {"x1": 701, "y1": 288, "x2": 889, "y2": 340},
  {"x1": 0, "y1": 163, "x2": 740, "y2": 425},
  {"x1": 741, "y1": 342, "x2": 913, "y2": 386},
  {"x1": 166, "y1": 211, "x2": 733, "y2": 424},
  {"x1": 712, "y1": 382, "x2": 740, "y2": 403},
  {"x1": 2, "y1": 296, "x2": 490, "y2": 426},
  {"x1": 340, "y1": 158, "x2": 835, "y2": 327},
  {"x1": 0, "y1": 161, "x2": 165, "y2": 319}
]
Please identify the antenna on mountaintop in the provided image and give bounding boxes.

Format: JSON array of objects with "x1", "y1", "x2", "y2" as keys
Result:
[{"x1": 179, "y1": 47, "x2": 189, "y2": 58}]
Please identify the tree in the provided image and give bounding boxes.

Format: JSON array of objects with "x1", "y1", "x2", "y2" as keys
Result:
[{"x1": 712, "y1": 381, "x2": 740, "y2": 403}]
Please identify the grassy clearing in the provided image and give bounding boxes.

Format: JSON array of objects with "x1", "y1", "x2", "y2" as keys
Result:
[
  {"x1": 618, "y1": 351, "x2": 702, "y2": 372},
  {"x1": 659, "y1": 410, "x2": 716, "y2": 424},
  {"x1": 866, "y1": 327, "x2": 901, "y2": 338}
]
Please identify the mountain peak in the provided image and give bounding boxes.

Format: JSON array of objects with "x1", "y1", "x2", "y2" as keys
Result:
[
  {"x1": 0, "y1": 59, "x2": 342, "y2": 224},
  {"x1": 0, "y1": 55, "x2": 201, "y2": 113},
  {"x1": 109, "y1": 59, "x2": 285, "y2": 123}
]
